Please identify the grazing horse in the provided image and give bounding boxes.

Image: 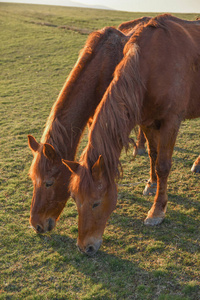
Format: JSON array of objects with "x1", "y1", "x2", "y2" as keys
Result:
[
  {"x1": 63, "y1": 14, "x2": 200, "y2": 255},
  {"x1": 28, "y1": 15, "x2": 200, "y2": 234}
]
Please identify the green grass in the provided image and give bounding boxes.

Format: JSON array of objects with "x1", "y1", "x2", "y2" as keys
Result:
[{"x1": 0, "y1": 3, "x2": 200, "y2": 299}]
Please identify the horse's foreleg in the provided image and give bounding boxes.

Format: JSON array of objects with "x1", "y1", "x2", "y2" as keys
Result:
[
  {"x1": 133, "y1": 127, "x2": 146, "y2": 157},
  {"x1": 142, "y1": 126, "x2": 159, "y2": 196},
  {"x1": 191, "y1": 155, "x2": 200, "y2": 173},
  {"x1": 144, "y1": 118, "x2": 181, "y2": 226}
]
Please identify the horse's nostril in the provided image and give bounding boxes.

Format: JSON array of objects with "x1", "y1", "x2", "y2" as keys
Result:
[
  {"x1": 86, "y1": 245, "x2": 96, "y2": 255},
  {"x1": 36, "y1": 224, "x2": 43, "y2": 233},
  {"x1": 47, "y1": 218, "x2": 55, "y2": 231}
]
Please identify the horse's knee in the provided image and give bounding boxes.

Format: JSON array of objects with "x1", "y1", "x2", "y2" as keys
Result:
[
  {"x1": 156, "y1": 160, "x2": 171, "y2": 178},
  {"x1": 148, "y1": 149, "x2": 157, "y2": 162}
]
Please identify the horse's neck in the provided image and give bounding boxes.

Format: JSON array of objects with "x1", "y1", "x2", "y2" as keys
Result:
[{"x1": 41, "y1": 44, "x2": 123, "y2": 160}]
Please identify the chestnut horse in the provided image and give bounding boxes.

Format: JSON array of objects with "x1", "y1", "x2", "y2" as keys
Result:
[
  {"x1": 63, "y1": 14, "x2": 200, "y2": 255},
  {"x1": 28, "y1": 15, "x2": 200, "y2": 234}
]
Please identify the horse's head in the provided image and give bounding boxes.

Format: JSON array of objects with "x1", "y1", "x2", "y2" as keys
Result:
[
  {"x1": 62, "y1": 155, "x2": 117, "y2": 256},
  {"x1": 28, "y1": 135, "x2": 70, "y2": 233}
]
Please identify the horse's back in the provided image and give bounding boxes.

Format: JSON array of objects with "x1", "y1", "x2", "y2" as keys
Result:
[
  {"x1": 132, "y1": 15, "x2": 200, "y2": 121},
  {"x1": 118, "y1": 17, "x2": 151, "y2": 34}
]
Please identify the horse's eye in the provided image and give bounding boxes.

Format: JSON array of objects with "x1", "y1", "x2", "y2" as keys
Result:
[
  {"x1": 45, "y1": 181, "x2": 53, "y2": 188},
  {"x1": 92, "y1": 202, "x2": 101, "y2": 209}
]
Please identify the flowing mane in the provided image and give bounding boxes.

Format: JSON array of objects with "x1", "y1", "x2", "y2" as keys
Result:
[{"x1": 29, "y1": 27, "x2": 127, "y2": 178}]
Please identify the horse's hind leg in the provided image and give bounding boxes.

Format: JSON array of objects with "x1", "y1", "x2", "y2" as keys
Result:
[
  {"x1": 144, "y1": 117, "x2": 181, "y2": 226},
  {"x1": 141, "y1": 125, "x2": 159, "y2": 196},
  {"x1": 191, "y1": 155, "x2": 200, "y2": 173},
  {"x1": 133, "y1": 127, "x2": 146, "y2": 157}
]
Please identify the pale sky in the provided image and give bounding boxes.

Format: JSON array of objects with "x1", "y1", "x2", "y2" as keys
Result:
[
  {"x1": 80, "y1": 0, "x2": 200, "y2": 13},
  {"x1": 1, "y1": 0, "x2": 200, "y2": 13}
]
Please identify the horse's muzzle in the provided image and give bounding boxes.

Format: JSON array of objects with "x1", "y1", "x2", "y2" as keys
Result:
[
  {"x1": 31, "y1": 218, "x2": 56, "y2": 234},
  {"x1": 77, "y1": 239, "x2": 102, "y2": 256}
]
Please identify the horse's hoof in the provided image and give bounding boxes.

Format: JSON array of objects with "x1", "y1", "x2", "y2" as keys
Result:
[
  {"x1": 144, "y1": 216, "x2": 164, "y2": 226},
  {"x1": 133, "y1": 148, "x2": 137, "y2": 158},
  {"x1": 143, "y1": 182, "x2": 157, "y2": 196},
  {"x1": 191, "y1": 163, "x2": 200, "y2": 173}
]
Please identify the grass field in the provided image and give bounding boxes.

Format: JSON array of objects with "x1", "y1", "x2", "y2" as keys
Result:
[{"x1": 0, "y1": 3, "x2": 200, "y2": 299}]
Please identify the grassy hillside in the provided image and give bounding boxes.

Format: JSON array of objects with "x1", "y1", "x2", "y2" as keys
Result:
[{"x1": 0, "y1": 3, "x2": 199, "y2": 299}]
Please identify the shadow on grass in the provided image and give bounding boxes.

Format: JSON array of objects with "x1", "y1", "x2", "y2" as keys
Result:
[
  {"x1": 107, "y1": 187, "x2": 200, "y2": 254},
  {"x1": 174, "y1": 146, "x2": 199, "y2": 156},
  {"x1": 47, "y1": 230, "x2": 199, "y2": 299}
]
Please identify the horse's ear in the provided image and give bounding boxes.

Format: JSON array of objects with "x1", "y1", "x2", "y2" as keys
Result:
[
  {"x1": 92, "y1": 155, "x2": 105, "y2": 181},
  {"x1": 43, "y1": 143, "x2": 56, "y2": 161},
  {"x1": 28, "y1": 135, "x2": 40, "y2": 153},
  {"x1": 62, "y1": 159, "x2": 80, "y2": 174}
]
